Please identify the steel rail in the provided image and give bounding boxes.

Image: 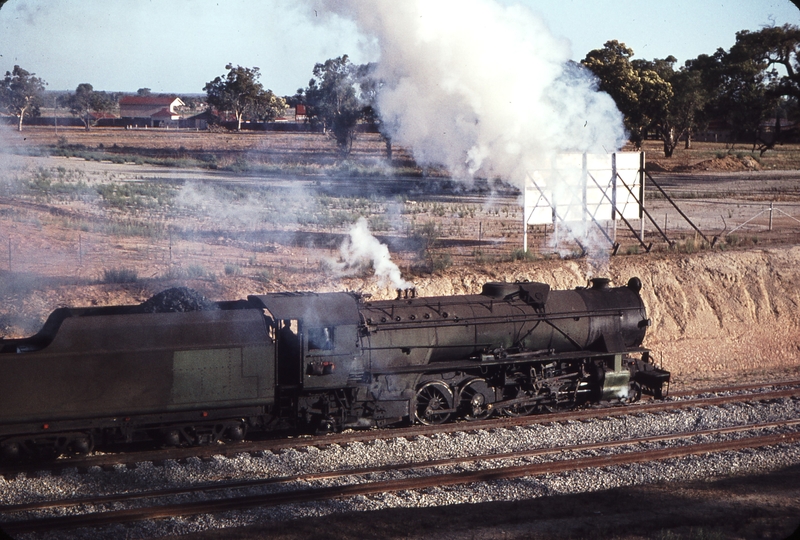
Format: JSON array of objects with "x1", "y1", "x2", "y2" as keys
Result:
[
  {"x1": 668, "y1": 378, "x2": 800, "y2": 398},
  {"x1": 3, "y1": 425, "x2": 799, "y2": 535},
  {"x1": 4, "y1": 418, "x2": 799, "y2": 516},
  {"x1": 2, "y1": 380, "x2": 799, "y2": 479}
]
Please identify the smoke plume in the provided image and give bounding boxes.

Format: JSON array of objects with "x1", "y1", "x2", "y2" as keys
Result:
[
  {"x1": 334, "y1": 217, "x2": 411, "y2": 289},
  {"x1": 317, "y1": 0, "x2": 625, "y2": 187},
  {"x1": 312, "y1": 0, "x2": 628, "y2": 264}
]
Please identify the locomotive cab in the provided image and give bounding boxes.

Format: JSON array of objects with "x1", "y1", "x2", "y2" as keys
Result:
[
  {"x1": 248, "y1": 292, "x2": 366, "y2": 431},
  {"x1": 248, "y1": 292, "x2": 363, "y2": 392}
]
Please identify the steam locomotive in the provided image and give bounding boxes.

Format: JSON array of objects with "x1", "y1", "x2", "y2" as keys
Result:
[{"x1": 0, "y1": 278, "x2": 669, "y2": 459}]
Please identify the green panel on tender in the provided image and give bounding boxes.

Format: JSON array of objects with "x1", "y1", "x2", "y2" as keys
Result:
[{"x1": 172, "y1": 347, "x2": 271, "y2": 405}]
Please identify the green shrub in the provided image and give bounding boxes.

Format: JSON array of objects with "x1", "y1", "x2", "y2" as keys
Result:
[
  {"x1": 253, "y1": 270, "x2": 272, "y2": 283},
  {"x1": 102, "y1": 268, "x2": 138, "y2": 283},
  {"x1": 431, "y1": 252, "x2": 452, "y2": 272},
  {"x1": 472, "y1": 249, "x2": 492, "y2": 264},
  {"x1": 368, "y1": 215, "x2": 390, "y2": 232},
  {"x1": 187, "y1": 265, "x2": 211, "y2": 279},
  {"x1": 161, "y1": 266, "x2": 187, "y2": 280},
  {"x1": 224, "y1": 263, "x2": 242, "y2": 276},
  {"x1": 510, "y1": 248, "x2": 536, "y2": 261}
]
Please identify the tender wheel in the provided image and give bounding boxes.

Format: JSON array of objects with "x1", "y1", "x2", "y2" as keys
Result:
[
  {"x1": 414, "y1": 381, "x2": 454, "y2": 425},
  {"x1": 458, "y1": 378, "x2": 495, "y2": 421},
  {"x1": 1, "y1": 441, "x2": 21, "y2": 461},
  {"x1": 69, "y1": 434, "x2": 94, "y2": 455},
  {"x1": 227, "y1": 422, "x2": 247, "y2": 441},
  {"x1": 161, "y1": 429, "x2": 182, "y2": 447}
]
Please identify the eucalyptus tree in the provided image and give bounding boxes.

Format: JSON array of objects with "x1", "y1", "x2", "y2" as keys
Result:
[
  {"x1": 724, "y1": 24, "x2": 800, "y2": 151},
  {"x1": 302, "y1": 55, "x2": 369, "y2": 156},
  {"x1": 58, "y1": 83, "x2": 114, "y2": 131},
  {"x1": 583, "y1": 42, "x2": 710, "y2": 157},
  {"x1": 0, "y1": 65, "x2": 47, "y2": 132},
  {"x1": 581, "y1": 41, "x2": 662, "y2": 149},
  {"x1": 203, "y1": 64, "x2": 286, "y2": 130},
  {"x1": 632, "y1": 56, "x2": 709, "y2": 156}
]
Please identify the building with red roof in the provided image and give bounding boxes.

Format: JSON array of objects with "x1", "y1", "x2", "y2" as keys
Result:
[{"x1": 119, "y1": 96, "x2": 185, "y2": 126}]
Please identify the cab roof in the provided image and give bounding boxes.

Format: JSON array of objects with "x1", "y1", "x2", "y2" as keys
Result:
[{"x1": 248, "y1": 292, "x2": 360, "y2": 326}]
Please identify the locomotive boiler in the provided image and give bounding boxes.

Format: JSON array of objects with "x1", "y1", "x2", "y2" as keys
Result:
[{"x1": 0, "y1": 278, "x2": 669, "y2": 459}]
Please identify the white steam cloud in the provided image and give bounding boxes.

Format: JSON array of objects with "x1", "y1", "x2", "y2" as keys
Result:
[
  {"x1": 313, "y1": 0, "x2": 627, "y2": 262},
  {"x1": 317, "y1": 0, "x2": 625, "y2": 187},
  {"x1": 334, "y1": 217, "x2": 411, "y2": 289},
  {"x1": 176, "y1": 182, "x2": 270, "y2": 228}
]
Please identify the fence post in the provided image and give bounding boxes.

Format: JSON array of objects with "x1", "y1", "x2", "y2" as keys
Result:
[{"x1": 769, "y1": 202, "x2": 774, "y2": 231}]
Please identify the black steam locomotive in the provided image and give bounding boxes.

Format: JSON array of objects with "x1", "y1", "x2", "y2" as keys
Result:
[{"x1": 0, "y1": 278, "x2": 669, "y2": 459}]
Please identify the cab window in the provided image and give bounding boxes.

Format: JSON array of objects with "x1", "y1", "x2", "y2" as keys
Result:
[{"x1": 307, "y1": 327, "x2": 334, "y2": 351}]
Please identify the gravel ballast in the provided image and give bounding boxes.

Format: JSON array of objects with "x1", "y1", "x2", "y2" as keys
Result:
[{"x1": 2, "y1": 396, "x2": 799, "y2": 539}]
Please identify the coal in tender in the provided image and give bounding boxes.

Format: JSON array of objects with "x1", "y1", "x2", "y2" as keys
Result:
[{"x1": 140, "y1": 287, "x2": 218, "y2": 313}]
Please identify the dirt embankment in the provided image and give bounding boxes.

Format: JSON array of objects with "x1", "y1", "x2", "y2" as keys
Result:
[
  {"x1": 336, "y1": 245, "x2": 800, "y2": 389},
  {"x1": 647, "y1": 154, "x2": 762, "y2": 172},
  {"x1": 4, "y1": 246, "x2": 800, "y2": 390}
]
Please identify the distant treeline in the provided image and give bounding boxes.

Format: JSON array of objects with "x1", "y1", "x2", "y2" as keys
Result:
[{"x1": 1, "y1": 116, "x2": 381, "y2": 133}]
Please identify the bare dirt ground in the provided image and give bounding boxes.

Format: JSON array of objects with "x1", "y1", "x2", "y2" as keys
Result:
[{"x1": 2, "y1": 127, "x2": 800, "y2": 539}]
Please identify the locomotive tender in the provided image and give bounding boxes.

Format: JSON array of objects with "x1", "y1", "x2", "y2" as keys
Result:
[{"x1": 0, "y1": 278, "x2": 669, "y2": 459}]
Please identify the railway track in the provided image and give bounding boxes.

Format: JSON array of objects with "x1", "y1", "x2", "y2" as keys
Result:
[
  {"x1": 3, "y1": 418, "x2": 799, "y2": 535},
  {"x1": 2, "y1": 378, "x2": 798, "y2": 480}
]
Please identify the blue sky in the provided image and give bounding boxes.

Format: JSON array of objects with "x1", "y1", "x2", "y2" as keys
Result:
[{"x1": 1, "y1": 0, "x2": 798, "y2": 95}]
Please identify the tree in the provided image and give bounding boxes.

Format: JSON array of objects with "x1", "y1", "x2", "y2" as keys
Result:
[
  {"x1": 203, "y1": 64, "x2": 286, "y2": 130},
  {"x1": 303, "y1": 55, "x2": 368, "y2": 156},
  {"x1": 583, "y1": 43, "x2": 710, "y2": 157},
  {"x1": 581, "y1": 41, "x2": 659, "y2": 148},
  {"x1": 669, "y1": 68, "x2": 710, "y2": 149},
  {"x1": 0, "y1": 65, "x2": 47, "y2": 132},
  {"x1": 724, "y1": 24, "x2": 800, "y2": 152},
  {"x1": 630, "y1": 58, "x2": 674, "y2": 154},
  {"x1": 632, "y1": 56, "x2": 710, "y2": 156},
  {"x1": 354, "y1": 62, "x2": 394, "y2": 160},
  {"x1": 58, "y1": 83, "x2": 114, "y2": 131},
  {"x1": 730, "y1": 24, "x2": 800, "y2": 101},
  {"x1": 251, "y1": 91, "x2": 289, "y2": 122},
  {"x1": 686, "y1": 46, "x2": 777, "y2": 151}
]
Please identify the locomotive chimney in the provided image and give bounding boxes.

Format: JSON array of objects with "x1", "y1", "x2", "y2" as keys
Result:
[
  {"x1": 590, "y1": 277, "x2": 611, "y2": 290},
  {"x1": 396, "y1": 287, "x2": 417, "y2": 300}
]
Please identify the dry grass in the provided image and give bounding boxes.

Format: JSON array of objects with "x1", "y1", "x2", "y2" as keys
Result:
[
  {"x1": 10, "y1": 126, "x2": 800, "y2": 171},
  {"x1": 639, "y1": 139, "x2": 800, "y2": 171},
  {"x1": 1, "y1": 129, "x2": 798, "y2": 275},
  {"x1": 1, "y1": 126, "x2": 800, "y2": 337},
  {"x1": 3, "y1": 126, "x2": 417, "y2": 170}
]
